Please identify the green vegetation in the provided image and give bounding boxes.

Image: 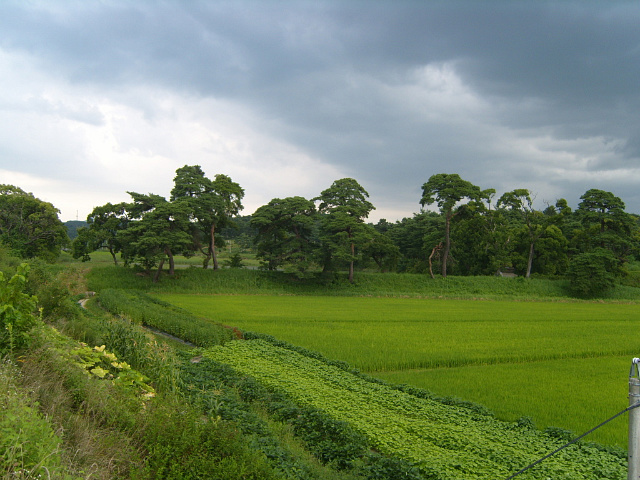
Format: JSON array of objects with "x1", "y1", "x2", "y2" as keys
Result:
[
  {"x1": 0, "y1": 358, "x2": 74, "y2": 479},
  {"x1": 82, "y1": 264, "x2": 587, "y2": 296},
  {"x1": 84, "y1": 264, "x2": 640, "y2": 301},
  {"x1": 98, "y1": 288, "x2": 235, "y2": 347},
  {"x1": 18, "y1": 324, "x2": 279, "y2": 480},
  {"x1": 374, "y1": 356, "x2": 630, "y2": 448},
  {"x1": 0, "y1": 184, "x2": 69, "y2": 262},
  {"x1": 158, "y1": 289, "x2": 640, "y2": 448},
  {"x1": 0, "y1": 260, "x2": 286, "y2": 479},
  {"x1": 5, "y1": 169, "x2": 640, "y2": 478},
  {"x1": 157, "y1": 294, "x2": 640, "y2": 370},
  {"x1": 63, "y1": 167, "x2": 640, "y2": 298},
  {"x1": 203, "y1": 339, "x2": 627, "y2": 479},
  {"x1": 0, "y1": 264, "x2": 39, "y2": 355}
]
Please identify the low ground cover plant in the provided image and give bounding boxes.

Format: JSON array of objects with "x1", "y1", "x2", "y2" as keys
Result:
[
  {"x1": 178, "y1": 353, "x2": 420, "y2": 479},
  {"x1": 203, "y1": 339, "x2": 627, "y2": 480}
]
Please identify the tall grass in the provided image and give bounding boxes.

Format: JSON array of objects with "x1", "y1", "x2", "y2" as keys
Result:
[{"x1": 0, "y1": 358, "x2": 72, "y2": 480}]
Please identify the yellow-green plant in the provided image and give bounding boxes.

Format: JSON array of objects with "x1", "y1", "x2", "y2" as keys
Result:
[{"x1": 69, "y1": 343, "x2": 155, "y2": 398}]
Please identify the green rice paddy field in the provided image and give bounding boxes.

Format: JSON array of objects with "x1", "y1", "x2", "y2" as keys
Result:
[{"x1": 157, "y1": 294, "x2": 640, "y2": 448}]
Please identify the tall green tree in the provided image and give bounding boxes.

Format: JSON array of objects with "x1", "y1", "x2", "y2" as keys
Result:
[
  {"x1": 119, "y1": 193, "x2": 192, "y2": 282},
  {"x1": 251, "y1": 196, "x2": 317, "y2": 276},
  {"x1": 451, "y1": 190, "x2": 506, "y2": 276},
  {"x1": 575, "y1": 189, "x2": 636, "y2": 262},
  {"x1": 71, "y1": 202, "x2": 130, "y2": 265},
  {"x1": 0, "y1": 185, "x2": 68, "y2": 261},
  {"x1": 315, "y1": 178, "x2": 375, "y2": 283},
  {"x1": 497, "y1": 189, "x2": 547, "y2": 278},
  {"x1": 420, "y1": 174, "x2": 482, "y2": 277},
  {"x1": 170, "y1": 166, "x2": 244, "y2": 270}
]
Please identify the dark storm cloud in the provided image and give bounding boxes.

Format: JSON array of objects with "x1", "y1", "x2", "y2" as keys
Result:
[{"x1": 1, "y1": 0, "x2": 640, "y2": 218}]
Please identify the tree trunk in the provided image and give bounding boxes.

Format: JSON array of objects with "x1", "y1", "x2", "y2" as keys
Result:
[
  {"x1": 349, "y1": 241, "x2": 355, "y2": 283},
  {"x1": 442, "y1": 213, "x2": 452, "y2": 277},
  {"x1": 166, "y1": 248, "x2": 175, "y2": 275},
  {"x1": 210, "y1": 223, "x2": 219, "y2": 270},
  {"x1": 153, "y1": 257, "x2": 165, "y2": 283},
  {"x1": 109, "y1": 247, "x2": 118, "y2": 266},
  {"x1": 429, "y1": 243, "x2": 442, "y2": 280},
  {"x1": 526, "y1": 242, "x2": 534, "y2": 278}
]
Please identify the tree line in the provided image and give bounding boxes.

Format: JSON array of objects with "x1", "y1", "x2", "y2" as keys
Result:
[{"x1": 1, "y1": 168, "x2": 638, "y2": 296}]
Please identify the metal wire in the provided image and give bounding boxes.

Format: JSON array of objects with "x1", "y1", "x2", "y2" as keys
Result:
[{"x1": 504, "y1": 403, "x2": 640, "y2": 480}]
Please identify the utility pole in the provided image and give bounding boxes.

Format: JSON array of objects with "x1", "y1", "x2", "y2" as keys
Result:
[{"x1": 629, "y1": 358, "x2": 640, "y2": 480}]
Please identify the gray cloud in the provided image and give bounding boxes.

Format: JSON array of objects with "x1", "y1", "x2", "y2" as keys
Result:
[{"x1": 1, "y1": 0, "x2": 640, "y2": 221}]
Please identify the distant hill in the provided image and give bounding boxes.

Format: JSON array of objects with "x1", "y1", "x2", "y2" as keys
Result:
[{"x1": 65, "y1": 220, "x2": 88, "y2": 240}]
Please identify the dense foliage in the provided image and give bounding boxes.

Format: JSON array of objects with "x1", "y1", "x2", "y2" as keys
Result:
[
  {"x1": 60, "y1": 169, "x2": 640, "y2": 296},
  {"x1": 0, "y1": 184, "x2": 69, "y2": 261},
  {"x1": 0, "y1": 263, "x2": 39, "y2": 355}
]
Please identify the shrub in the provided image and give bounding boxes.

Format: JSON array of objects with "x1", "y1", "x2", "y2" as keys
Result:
[
  {"x1": 224, "y1": 253, "x2": 245, "y2": 268},
  {"x1": 567, "y1": 250, "x2": 620, "y2": 298},
  {"x1": 23, "y1": 260, "x2": 81, "y2": 320},
  {"x1": 0, "y1": 264, "x2": 39, "y2": 355}
]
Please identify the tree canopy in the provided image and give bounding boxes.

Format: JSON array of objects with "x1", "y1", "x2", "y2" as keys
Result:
[
  {"x1": 170, "y1": 165, "x2": 244, "y2": 269},
  {"x1": 5, "y1": 169, "x2": 640, "y2": 297},
  {"x1": 251, "y1": 196, "x2": 317, "y2": 277},
  {"x1": 420, "y1": 174, "x2": 484, "y2": 277},
  {"x1": 315, "y1": 178, "x2": 376, "y2": 283},
  {"x1": 0, "y1": 185, "x2": 68, "y2": 262}
]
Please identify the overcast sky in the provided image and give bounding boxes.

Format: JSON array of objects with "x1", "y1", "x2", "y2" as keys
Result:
[{"x1": 1, "y1": 1, "x2": 639, "y2": 223}]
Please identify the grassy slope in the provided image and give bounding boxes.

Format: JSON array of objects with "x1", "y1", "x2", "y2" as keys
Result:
[{"x1": 86, "y1": 264, "x2": 640, "y2": 301}]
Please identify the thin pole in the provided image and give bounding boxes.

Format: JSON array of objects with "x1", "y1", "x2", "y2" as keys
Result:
[{"x1": 629, "y1": 358, "x2": 640, "y2": 480}]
